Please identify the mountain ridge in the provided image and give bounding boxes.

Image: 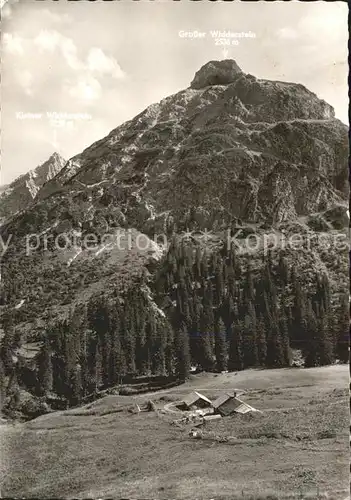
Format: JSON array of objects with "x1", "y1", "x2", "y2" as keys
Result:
[{"x1": 0, "y1": 152, "x2": 66, "y2": 225}]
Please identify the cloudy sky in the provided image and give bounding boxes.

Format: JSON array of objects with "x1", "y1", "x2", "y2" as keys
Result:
[{"x1": 1, "y1": 0, "x2": 348, "y2": 186}]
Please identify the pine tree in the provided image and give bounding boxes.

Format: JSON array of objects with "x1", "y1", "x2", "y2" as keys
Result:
[
  {"x1": 0, "y1": 309, "x2": 17, "y2": 376},
  {"x1": 264, "y1": 293, "x2": 284, "y2": 368},
  {"x1": 85, "y1": 332, "x2": 102, "y2": 394},
  {"x1": 209, "y1": 252, "x2": 218, "y2": 280},
  {"x1": 206, "y1": 281, "x2": 215, "y2": 349},
  {"x1": 6, "y1": 375, "x2": 20, "y2": 414},
  {"x1": 109, "y1": 299, "x2": 127, "y2": 384},
  {"x1": 279, "y1": 309, "x2": 291, "y2": 366},
  {"x1": 277, "y1": 254, "x2": 289, "y2": 286},
  {"x1": 164, "y1": 321, "x2": 175, "y2": 375},
  {"x1": 215, "y1": 316, "x2": 228, "y2": 372},
  {"x1": 0, "y1": 358, "x2": 6, "y2": 412},
  {"x1": 242, "y1": 302, "x2": 258, "y2": 368},
  {"x1": 189, "y1": 295, "x2": 202, "y2": 366},
  {"x1": 228, "y1": 319, "x2": 244, "y2": 371},
  {"x1": 256, "y1": 316, "x2": 267, "y2": 366},
  {"x1": 95, "y1": 338, "x2": 103, "y2": 391},
  {"x1": 61, "y1": 319, "x2": 75, "y2": 400},
  {"x1": 123, "y1": 297, "x2": 137, "y2": 374},
  {"x1": 226, "y1": 259, "x2": 236, "y2": 299},
  {"x1": 153, "y1": 319, "x2": 167, "y2": 376},
  {"x1": 69, "y1": 364, "x2": 82, "y2": 406},
  {"x1": 133, "y1": 296, "x2": 147, "y2": 375},
  {"x1": 228, "y1": 242, "x2": 236, "y2": 269},
  {"x1": 177, "y1": 279, "x2": 191, "y2": 330},
  {"x1": 108, "y1": 301, "x2": 125, "y2": 383},
  {"x1": 214, "y1": 260, "x2": 224, "y2": 308},
  {"x1": 37, "y1": 338, "x2": 53, "y2": 397},
  {"x1": 181, "y1": 241, "x2": 193, "y2": 277},
  {"x1": 146, "y1": 311, "x2": 158, "y2": 375},
  {"x1": 176, "y1": 322, "x2": 191, "y2": 380},
  {"x1": 227, "y1": 294, "x2": 236, "y2": 327},
  {"x1": 0, "y1": 334, "x2": 14, "y2": 376},
  {"x1": 335, "y1": 293, "x2": 349, "y2": 363},
  {"x1": 317, "y1": 305, "x2": 335, "y2": 366},
  {"x1": 304, "y1": 301, "x2": 318, "y2": 367},
  {"x1": 87, "y1": 296, "x2": 112, "y2": 384},
  {"x1": 263, "y1": 260, "x2": 277, "y2": 306},
  {"x1": 78, "y1": 304, "x2": 89, "y2": 397},
  {"x1": 50, "y1": 321, "x2": 67, "y2": 398},
  {"x1": 194, "y1": 246, "x2": 202, "y2": 282},
  {"x1": 200, "y1": 250, "x2": 209, "y2": 280},
  {"x1": 314, "y1": 274, "x2": 331, "y2": 315},
  {"x1": 198, "y1": 306, "x2": 214, "y2": 371},
  {"x1": 203, "y1": 280, "x2": 215, "y2": 345},
  {"x1": 243, "y1": 263, "x2": 255, "y2": 303},
  {"x1": 291, "y1": 269, "x2": 307, "y2": 346}
]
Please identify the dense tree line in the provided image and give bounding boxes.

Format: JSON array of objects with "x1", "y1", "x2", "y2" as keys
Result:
[{"x1": 1, "y1": 239, "x2": 349, "y2": 408}]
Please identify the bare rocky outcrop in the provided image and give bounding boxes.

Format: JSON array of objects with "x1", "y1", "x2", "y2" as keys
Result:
[{"x1": 190, "y1": 59, "x2": 244, "y2": 89}]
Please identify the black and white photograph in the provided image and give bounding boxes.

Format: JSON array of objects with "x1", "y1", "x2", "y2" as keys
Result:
[{"x1": 0, "y1": 0, "x2": 349, "y2": 498}]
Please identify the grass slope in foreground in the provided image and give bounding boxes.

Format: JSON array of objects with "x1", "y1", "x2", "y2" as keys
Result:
[{"x1": 1, "y1": 365, "x2": 349, "y2": 499}]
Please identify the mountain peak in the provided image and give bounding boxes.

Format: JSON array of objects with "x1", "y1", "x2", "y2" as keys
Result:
[
  {"x1": 190, "y1": 59, "x2": 244, "y2": 89},
  {"x1": 0, "y1": 152, "x2": 66, "y2": 225},
  {"x1": 32, "y1": 152, "x2": 66, "y2": 183},
  {"x1": 49, "y1": 152, "x2": 65, "y2": 162}
]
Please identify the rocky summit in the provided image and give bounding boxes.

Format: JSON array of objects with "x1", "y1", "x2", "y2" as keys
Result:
[
  {"x1": 190, "y1": 59, "x2": 244, "y2": 89},
  {"x1": 0, "y1": 152, "x2": 66, "y2": 226},
  {"x1": 0, "y1": 60, "x2": 348, "y2": 386}
]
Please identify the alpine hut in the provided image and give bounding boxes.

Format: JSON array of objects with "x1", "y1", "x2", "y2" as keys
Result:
[
  {"x1": 213, "y1": 393, "x2": 258, "y2": 416},
  {"x1": 180, "y1": 391, "x2": 213, "y2": 411}
]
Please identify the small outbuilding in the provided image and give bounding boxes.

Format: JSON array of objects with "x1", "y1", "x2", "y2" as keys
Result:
[
  {"x1": 180, "y1": 391, "x2": 213, "y2": 411},
  {"x1": 213, "y1": 393, "x2": 258, "y2": 416},
  {"x1": 203, "y1": 414, "x2": 222, "y2": 422}
]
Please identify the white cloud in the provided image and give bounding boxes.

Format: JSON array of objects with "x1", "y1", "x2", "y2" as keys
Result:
[
  {"x1": 41, "y1": 9, "x2": 72, "y2": 25},
  {"x1": 299, "y1": 4, "x2": 346, "y2": 41},
  {"x1": 34, "y1": 30, "x2": 60, "y2": 52},
  {"x1": 34, "y1": 30, "x2": 81, "y2": 70},
  {"x1": 33, "y1": 32, "x2": 124, "y2": 78},
  {"x1": 275, "y1": 5, "x2": 347, "y2": 48},
  {"x1": 87, "y1": 48, "x2": 125, "y2": 79},
  {"x1": 65, "y1": 77, "x2": 102, "y2": 102},
  {"x1": 276, "y1": 27, "x2": 298, "y2": 40},
  {"x1": 4, "y1": 29, "x2": 124, "y2": 104},
  {"x1": 2, "y1": 32, "x2": 24, "y2": 55},
  {"x1": 15, "y1": 69, "x2": 33, "y2": 95},
  {"x1": 61, "y1": 38, "x2": 81, "y2": 70}
]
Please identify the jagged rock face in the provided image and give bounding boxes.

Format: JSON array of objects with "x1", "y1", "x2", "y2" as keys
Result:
[
  {"x1": 0, "y1": 152, "x2": 66, "y2": 225},
  {"x1": 190, "y1": 59, "x2": 243, "y2": 89},
  {"x1": 1, "y1": 61, "x2": 348, "y2": 323}
]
